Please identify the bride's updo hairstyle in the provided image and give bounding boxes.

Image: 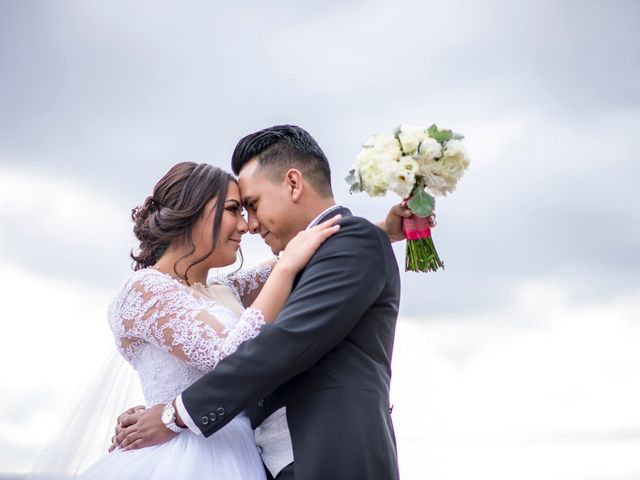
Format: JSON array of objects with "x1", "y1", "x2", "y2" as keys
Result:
[{"x1": 130, "y1": 162, "x2": 234, "y2": 278}]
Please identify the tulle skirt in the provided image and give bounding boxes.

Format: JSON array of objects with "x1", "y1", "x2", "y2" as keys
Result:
[{"x1": 78, "y1": 415, "x2": 266, "y2": 480}]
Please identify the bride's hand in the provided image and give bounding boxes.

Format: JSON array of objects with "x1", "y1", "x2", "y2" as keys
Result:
[
  {"x1": 109, "y1": 404, "x2": 146, "y2": 452},
  {"x1": 377, "y1": 203, "x2": 436, "y2": 242},
  {"x1": 115, "y1": 404, "x2": 178, "y2": 451},
  {"x1": 276, "y1": 214, "x2": 341, "y2": 273}
]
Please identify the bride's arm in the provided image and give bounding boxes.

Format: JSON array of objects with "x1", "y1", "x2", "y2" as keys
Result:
[
  {"x1": 221, "y1": 259, "x2": 277, "y2": 308},
  {"x1": 113, "y1": 216, "x2": 340, "y2": 374},
  {"x1": 112, "y1": 274, "x2": 266, "y2": 373},
  {"x1": 223, "y1": 203, "x2": 425, "y2": 307},
  {"x1": 225, "y1": 203, "x2": 433, "y2": 306}
]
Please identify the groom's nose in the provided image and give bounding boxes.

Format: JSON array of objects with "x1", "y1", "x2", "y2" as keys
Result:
[{"x1": 247, "y1": 211, "x2": 261, "y2": 234}]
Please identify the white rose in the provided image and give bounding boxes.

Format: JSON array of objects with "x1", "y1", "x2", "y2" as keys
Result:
[
  {"x1": 398, "y1": 124, "x2": 427, "y2": 155},
  {"x1": 355, "y1": 148, "x2": 389, "y2": 197},
  {"x1": 383, "y1": 158, "x2": 416, "y2": 198},
  {"x1": 416, "y1": 155, "x2": 436, "y2": 177},
  {"x1": 440, "y1": 139, "x2": 470, "y2": 181},
  {"x1": 364, "y1": 134, "x2": 402, "y2": 162},
  {"x1": 417, "y1": 137, "x2": 442, "y2": 162},
  {"x1": 421, "y1": 161, "x2": 456, "y2": 196},
  {"x1": 355, "y1": 147, "x2": 376, "y2": 167}
]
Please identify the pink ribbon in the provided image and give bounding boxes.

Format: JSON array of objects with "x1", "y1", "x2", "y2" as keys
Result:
[{"x1": 403, "y1": 215, "x2": 432, "y2": 240}]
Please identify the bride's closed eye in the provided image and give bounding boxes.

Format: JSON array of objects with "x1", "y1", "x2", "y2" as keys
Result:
[
  {"x1": 225, "y1": 205, "x2": 244, "y2": 215},
  {"x1": 224, "y1": 198, "x2": 245, "y2": 214}
]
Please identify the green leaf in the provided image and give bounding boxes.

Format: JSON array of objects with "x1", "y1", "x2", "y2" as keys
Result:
[
  {"x1": 452, "y1": 132, "x2": 465, "y2": 140},
  {"x1": 427, "y1": 123, "x2": 455, "y2": 144},
  {"x1": 345, "y1": 169, "x2": 356, "y2": 185},
  {"x1": 345, "y1": 169, "x2": 362, "y2": 194},
  {"x1": 431, "y1": 129, "x2": 453, "y2": 144},
  {"x1": 407, "y1": 185, "x2": 435, "y2": 217}
]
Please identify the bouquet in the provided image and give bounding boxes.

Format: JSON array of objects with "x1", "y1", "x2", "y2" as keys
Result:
[{"x1": 346, "y1": 124, "x2": 470, "y2": 272}]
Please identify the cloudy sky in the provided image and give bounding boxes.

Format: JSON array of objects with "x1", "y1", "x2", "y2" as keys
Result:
[{"x1": 1, "y1": 0, "x2": 639, "y2": 478}]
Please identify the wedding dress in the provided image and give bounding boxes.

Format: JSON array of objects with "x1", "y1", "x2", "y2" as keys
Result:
[{"x1": 77, "y1": 265, "x2": 273, "y2": 480}]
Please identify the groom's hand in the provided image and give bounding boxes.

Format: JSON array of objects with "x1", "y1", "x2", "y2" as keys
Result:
[
  {"x1": 114, "y1": 404, "x2": 178, "y2": 451},
  {"x1": 377, "y1": 202, "x2": 436, "y2": 242}
]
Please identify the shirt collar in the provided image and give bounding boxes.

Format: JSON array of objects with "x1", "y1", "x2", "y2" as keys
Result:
[{"x1": 306, "y1": 205, "x2": 343, "y2": 230}]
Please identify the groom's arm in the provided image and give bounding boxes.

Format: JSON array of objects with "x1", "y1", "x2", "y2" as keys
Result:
[
  {"x1": 181, "y1": 216, "x2": 390, "y2": 437},
  {"x1": 115, "y1": 217, "x2": 392, "y2": 448}
]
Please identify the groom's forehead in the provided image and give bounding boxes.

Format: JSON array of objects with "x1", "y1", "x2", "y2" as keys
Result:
[
  {"x1": 238, "y1": 180, "x2": 272, "y2": 204},
  {"x1": 238, "y1": 161, "x2": 276, "y2": 198}
]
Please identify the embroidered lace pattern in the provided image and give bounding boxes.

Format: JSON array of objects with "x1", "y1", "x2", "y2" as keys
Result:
[
  {"x1": 217, "y1": 263, "x2": 274, "y2": 306},
  {"x1": 108, "y1": 268, "x2": 266, "y2": 405}
]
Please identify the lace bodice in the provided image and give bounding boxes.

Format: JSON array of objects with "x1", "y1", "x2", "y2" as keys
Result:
[{"x1": 108, "y1": 264, "x2": 272, "y2": 405}]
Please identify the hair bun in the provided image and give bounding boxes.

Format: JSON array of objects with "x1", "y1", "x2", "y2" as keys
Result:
[{"x1": 147, "y1": 196, "x2": 160, "y2": 212}]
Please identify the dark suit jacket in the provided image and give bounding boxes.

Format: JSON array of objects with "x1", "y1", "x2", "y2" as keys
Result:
[{"x1": 182, "y1": 207, "x2": 401, "y2": 480}]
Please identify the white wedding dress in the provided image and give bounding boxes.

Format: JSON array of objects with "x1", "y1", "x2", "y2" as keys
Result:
[{"x1": 78, "y1": 265, "x2": 273, "y2": 480}]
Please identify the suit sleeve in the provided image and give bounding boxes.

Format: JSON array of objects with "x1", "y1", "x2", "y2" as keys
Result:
[{"x1": 181, "y1": 218, "x2": 389, "y2": 436}]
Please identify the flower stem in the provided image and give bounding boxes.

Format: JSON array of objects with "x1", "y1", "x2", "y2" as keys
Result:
[{"x1": 405, "y1": 237, "x2": 444, "y2": 272}]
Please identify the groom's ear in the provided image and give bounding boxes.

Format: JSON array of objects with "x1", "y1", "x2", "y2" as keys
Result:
[{"x1": 285, "y1": 168, "x2": 304, "y2": 202}]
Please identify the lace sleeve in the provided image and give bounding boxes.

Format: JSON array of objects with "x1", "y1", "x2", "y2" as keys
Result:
[
  {"x1": 221, "y1": 260, "x2": 275, "y2": 307},
  {"x1": 108, "y1": 271, "x2": 266, "y2": 372}
]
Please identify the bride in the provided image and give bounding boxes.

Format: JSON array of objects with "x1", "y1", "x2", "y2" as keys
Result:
[
  {"x1": 75, "y1": 161, "x2": 343, "y2": 479},
  {"x1": 68, "y1": 161, "x2": 414, "y2": 479}
]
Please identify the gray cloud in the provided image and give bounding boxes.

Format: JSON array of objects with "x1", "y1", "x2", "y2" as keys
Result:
[{"x1": 1, "y1": 0, "x2": 639, "y2": 316}]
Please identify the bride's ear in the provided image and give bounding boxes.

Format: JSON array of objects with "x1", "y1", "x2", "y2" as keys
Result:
[{"x1": 285, "y1": 169, "x2": 304, "y2": 202}]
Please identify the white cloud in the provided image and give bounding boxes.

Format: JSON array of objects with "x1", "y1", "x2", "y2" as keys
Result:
[
  {"x1": 391, "y1": 282, "x2": 640, "y2": 479},
  {"x1": 0, "y1": 165, "x2": 125, "y2": 249},
  {"x1": 4, "y1": 265, "x2": 638, "y2": 478},
  {"x1": 0, "y1": 163, "x2": 144, "y2": 286},
  {"x1": 0, "y1": 262, "x2": 116, "y2": 468}
]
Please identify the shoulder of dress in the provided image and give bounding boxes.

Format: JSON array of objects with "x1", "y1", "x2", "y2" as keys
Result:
[{"x1": 110, "y1": 269, "x2": 177, "y2": 305}]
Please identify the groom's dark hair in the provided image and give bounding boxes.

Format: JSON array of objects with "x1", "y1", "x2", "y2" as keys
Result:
[{"x1": 231, "y1": 124, "x2": 333, "y2": 197}]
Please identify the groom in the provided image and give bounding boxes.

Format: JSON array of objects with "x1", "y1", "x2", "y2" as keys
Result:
[{"x1": 117, "y1": 125, "x2": 401, "y2": 479}]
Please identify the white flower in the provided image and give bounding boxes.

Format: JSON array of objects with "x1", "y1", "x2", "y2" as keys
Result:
[
  {"x1": 421, "y1": 164, "x2": 456, "y2": 196},
  {"x1": 363, "y1": 134, "x2": 402, "y2": 162},
  {"x1": 398, "y1": 125, "x2": 427, "y2": 155},
  {"x1": 351, "y1": 125, "x2": 469, "y2": 199},
  {"x1": 417, "y1": 137, "x2": 442, "y2": 162},
  {"x1": 440, "y1": 139, "x2": 470, "y2": 181},
  {"x1": 354, "y1": 148, "x2": 389, "y2": 197},
  {"x1": 383, "y1": 157, "x2": 416, "y2": 198},
  {"x1": 398, "y1": 155, "x2": 419, "y2": 176}
]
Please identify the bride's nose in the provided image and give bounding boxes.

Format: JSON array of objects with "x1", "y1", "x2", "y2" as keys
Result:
[{"x1": 237, "y1": 215, "x2": 249, "y2": 234}]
